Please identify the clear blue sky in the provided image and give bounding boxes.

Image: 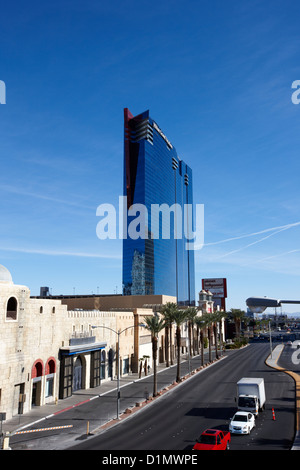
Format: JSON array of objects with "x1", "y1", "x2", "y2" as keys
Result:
[{"x1": 1, "y1": 0, "x2": 300, "y2": 313}]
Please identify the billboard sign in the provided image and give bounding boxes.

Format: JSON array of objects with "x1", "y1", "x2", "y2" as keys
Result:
[{"x1": 202, "y1": 278, "x2": 227, "y2": 298}]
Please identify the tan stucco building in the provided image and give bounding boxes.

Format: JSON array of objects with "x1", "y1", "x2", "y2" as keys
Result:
[{"x1": 0, "y1": 265, "x2": 174, "y2": 420}]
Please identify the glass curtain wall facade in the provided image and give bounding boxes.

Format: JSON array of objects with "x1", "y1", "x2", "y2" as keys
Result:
[{"x1": 122, "y1": 108, "x2": 195, "y2": 306}]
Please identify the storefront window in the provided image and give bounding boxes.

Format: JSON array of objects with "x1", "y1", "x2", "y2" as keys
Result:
[{"x1": 45, "y1": 374, "x2": 54, "y2": 398}]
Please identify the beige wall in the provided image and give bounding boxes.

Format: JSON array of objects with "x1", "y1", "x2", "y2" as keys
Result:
[
  {"x1": 1, "y1": 271, "x2": 183, "y2": 421},
  {"x1": 0, "y1": 280, "x2": 163, "y2": 420},
  {"x1": 0, "y1": 282, "x2": 69, "y2": 419}
]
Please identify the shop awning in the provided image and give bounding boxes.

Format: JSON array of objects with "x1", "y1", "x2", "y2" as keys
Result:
[{"x1": 60, "y1": 341, "x2": 107, "y2": 356}]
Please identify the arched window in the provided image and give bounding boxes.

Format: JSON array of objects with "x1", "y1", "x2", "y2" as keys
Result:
[
  {"x1": 45, "y1": 358, "x2": 56, "y2": 398},
  {"x1": 31, "y1": 360, "x2": 44, "y2": 378},
  {"x1": 6, "y1": 297, "x2": 17, "y2": 320},
  {"x1": 45, "y1": 358, "x2": 56, "y2": 375}
]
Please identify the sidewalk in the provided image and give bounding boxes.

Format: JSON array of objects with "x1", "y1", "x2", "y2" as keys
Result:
[
  {"x1": 2, "y1": 350, "x2": 218, "y2": 438},
  {"x1": 2, "y1": 362, "x2": 162, "y2": 435}
]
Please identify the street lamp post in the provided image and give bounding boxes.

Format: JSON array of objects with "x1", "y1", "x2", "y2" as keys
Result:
[
  {"x1": 92, "y1": 323, "x2": 144, "y2": 420},
  {"x1": 269, "y1": 320, "x2": 273, "y2": 359}
]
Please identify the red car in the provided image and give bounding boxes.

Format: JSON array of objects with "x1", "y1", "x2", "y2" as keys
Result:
[{"x1": 193, "y1": 429, "x2": 231, "y2": 450}]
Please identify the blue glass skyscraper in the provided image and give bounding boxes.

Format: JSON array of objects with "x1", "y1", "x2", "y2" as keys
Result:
[{"x1": 122, "y1": 108, "x2": 195, "y2": 306}]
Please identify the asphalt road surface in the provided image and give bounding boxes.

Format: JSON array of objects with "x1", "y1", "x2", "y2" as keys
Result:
[
  {"x1": 68, "y1": 342, "x2": 296, "y2": 451},
  {"x1": 8, "y1": 342, "x2": 296, "y2": 452}
]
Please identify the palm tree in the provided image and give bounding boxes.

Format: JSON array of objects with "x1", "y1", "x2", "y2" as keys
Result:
[
  {"x1": 171, "y1": 308, "x2": 188, "y2": 382},
  {"x1": 202, "y1": 313, "x2": 214, "y2": 362},
  {"x1": 211, "y1": 311, "x2": 225, "y2": 359},
  {"x1": 185, "y1": 307, "x2": 198, "y2": 357},
  {"x1": 229, "y1": 309, "x2": 245, "y2": 341},
  {"x1": 143, "y1": 314, "x2": 166, "y2": 396},
  {"x1": 216, "y1": 310, "x2": 226, "y2": 355},
  {"x1": 195, "y1": 315, "x2": 208, "y2": 366},
  {"x1": 160, "y1": 302, "x2": 177, "y2": 367},
  {"x1": 210, "y1": 312, "x2": 218, "y2": 359}
]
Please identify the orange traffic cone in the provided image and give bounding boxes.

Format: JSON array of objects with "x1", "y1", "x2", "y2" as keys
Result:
[{"x1": 272, "y1": 408, "x2": 276, "y2": 420}]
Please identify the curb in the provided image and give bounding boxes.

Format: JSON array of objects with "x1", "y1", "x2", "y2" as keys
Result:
[
  {"x1": 265, "y1": 344, "x2": 300, "y2": 450},
  {"x1": 8, "y1": 352, "x2": 227, "y2": 437},
  {"x1": 87, "y1": 355, "x2": 228, "y2": 436}
]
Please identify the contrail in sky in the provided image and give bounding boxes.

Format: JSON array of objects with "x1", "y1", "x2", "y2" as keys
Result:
[
  {"x1": 246, "y1": 249, "x2": 300, "y2": 265},
  {"x1": 204, "y1": 221, "x2": 300, "y2": 247},
  {"x1": 216, "y1": 226, "x2": 293, "y2": 258}
]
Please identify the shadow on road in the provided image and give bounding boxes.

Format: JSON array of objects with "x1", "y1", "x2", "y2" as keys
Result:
[{"x1": 186, "y1": 406, "x2": 236, "y2": 421}]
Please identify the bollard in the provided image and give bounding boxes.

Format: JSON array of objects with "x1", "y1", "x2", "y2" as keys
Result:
[
  {"x1": 87, "y1": 421, "x2": 90, "y2": 435},
  {"x1": 272, "y1": 408, "x2": 276, "y2": 420},
  {"x1": 2, "y1": 433, "x2": 11, "y2": 450}
]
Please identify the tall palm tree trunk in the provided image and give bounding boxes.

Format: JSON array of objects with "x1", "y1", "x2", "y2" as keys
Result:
[
  {"x1": 208, "y1": 326, "x2": 212, "y2": 362},
  {"x1": 200, "y1": 330, "x2": 204, "y2": 366},
  {"x1": 170, "y1": 321, "x2": 174, "y2": 365},
  {"x1": 176, "y1": 325, "x2": 181, "y2": 382},
  {"x1": 165, "y1": 325, "x2": 169, "y2": 367},
  {"x1": 152, "y1": 336, "x2": 158, "y2": 396},
  {"x1": 213, "y1": 322, "x2": 219, "y2": 359}
]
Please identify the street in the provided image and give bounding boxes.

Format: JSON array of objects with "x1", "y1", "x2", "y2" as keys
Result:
[
  {"x1": 8, "y1": 341, "x2": 297, "y2": 451},
  {"x1": 68, "y1": 342, "x2": 295, "y2": 451}
]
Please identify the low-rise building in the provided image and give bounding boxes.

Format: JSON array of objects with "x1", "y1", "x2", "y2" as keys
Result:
[
  {"x1": 1, "y1": 264, "x2": 207, "y2": 421},
  {"x1": 0, "y1": 265, "x2": 157, "y2": 420}
]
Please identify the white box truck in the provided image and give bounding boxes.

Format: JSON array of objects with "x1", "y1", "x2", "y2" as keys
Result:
[{"x1": 236, "y1": 378, "x2": 266, "y2": 416}]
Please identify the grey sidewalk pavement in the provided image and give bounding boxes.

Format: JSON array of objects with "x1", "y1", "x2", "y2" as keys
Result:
[
  {"x1": 2, "y1": 348, "x2": 217, "y2": 438},
  {"x1": 265, "y1": 343, "x2": 284, "y2": 369},
  {"x1": 2, "y1": 363, "x2": 162, "y2": 435}
]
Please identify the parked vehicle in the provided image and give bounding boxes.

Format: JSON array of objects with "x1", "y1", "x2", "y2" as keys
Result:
[
  {"x1": 236, "y1": 377, "x2": 266, "y2": 416},
  {"x1": 193, "y1": 429, "x2": 231, "y2": 450},
  {"x1": 229, "y1": 411, "x2": 255, "y2": 434}
]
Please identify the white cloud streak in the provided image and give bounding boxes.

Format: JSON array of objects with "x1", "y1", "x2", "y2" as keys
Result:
[
  {"x1": 0, "y1": 246, "x2": 121, "y2": 260},
  {"x1": 0, "y1": 184, "x2": 95, "y2": 210}
]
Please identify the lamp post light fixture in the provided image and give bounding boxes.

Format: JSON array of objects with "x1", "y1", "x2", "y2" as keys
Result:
[{"x1": 91, "y1": 323, "x2": 145, "y2": 419}]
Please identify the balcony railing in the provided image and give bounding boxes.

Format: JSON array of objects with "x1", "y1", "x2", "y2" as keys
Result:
[{"x1": 69, "y1": 332, "x2": 95, "y2": 346}]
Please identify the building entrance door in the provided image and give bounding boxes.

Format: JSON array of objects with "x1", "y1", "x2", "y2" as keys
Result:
[
  {"x1": 31, "y1": 379, "x2": 42, "y2": 406},
  {"x1": 73, "y1": 356, "x2": 82, "y2": 391}
]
